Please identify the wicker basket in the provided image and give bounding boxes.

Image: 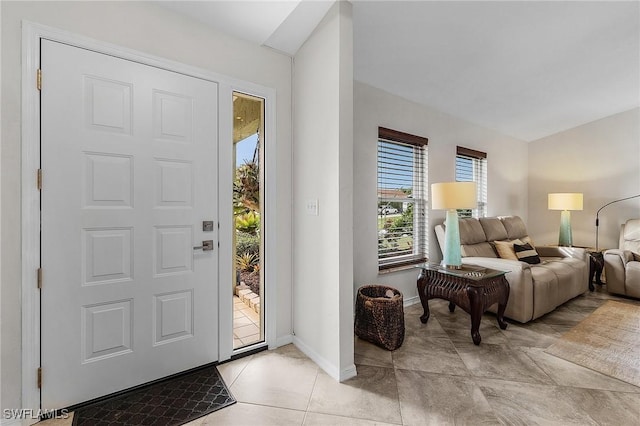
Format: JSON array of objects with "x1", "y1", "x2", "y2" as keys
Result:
[{"x1": 354, "y1": 285, "x2": 404, "y2": 351}]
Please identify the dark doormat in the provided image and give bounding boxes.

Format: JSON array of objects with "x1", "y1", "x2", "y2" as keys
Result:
[{"x1": 71, "y1": 365, "x2": 236, "y2": 426}]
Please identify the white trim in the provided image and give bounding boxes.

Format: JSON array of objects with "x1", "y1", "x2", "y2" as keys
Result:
[
  {"x1": 217, "y1": 82, "x2": 234, "y2": 363},
  {"x1": 21, "y1": 21, "x2": 42, "y2": 420},
  {"x1": 293, "y1": 336, "x2": 357, "y2": 382},
  {"x1": 403, "y1": 295, "x2": 420, "y2": 308},
  {"x1": 340, "y1": 364, "x2": 358, "y2": 382},
  {"x1": 275, "y1": 334, "x2": 294, "y2": 347},
  {"x1": 21, "y1": 21, "x2": 278, "y2": 410}
]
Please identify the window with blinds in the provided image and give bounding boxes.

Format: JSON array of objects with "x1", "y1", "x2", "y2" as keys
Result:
[
  {"x1": 377, "y1": 127, "x2": 428, "y2": 270},
  {"x1": 455, "y1": 146, "x2": 487, "y2": 218}
]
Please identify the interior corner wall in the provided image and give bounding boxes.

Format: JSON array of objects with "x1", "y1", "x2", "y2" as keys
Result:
[
  {"x1": 353, "y1": 81, "x2": 529, "y2": 303},
  {"x1": 1, "y1": 1, "x2": 293, "y2": 413},
  {"x1": 528, "y1": 108, "x2": 640, "y2": 249},
  {"x1": 292, "y1": 1, "x2": 355, "y2": 381}
]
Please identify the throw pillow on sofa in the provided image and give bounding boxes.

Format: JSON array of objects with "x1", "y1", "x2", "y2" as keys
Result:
[
  {"x1": 493, "y1": 239, "x2": 523, "y2": 260},
  {"x1": 514, "y1": 242, "x2": 541, "y2": 264}
]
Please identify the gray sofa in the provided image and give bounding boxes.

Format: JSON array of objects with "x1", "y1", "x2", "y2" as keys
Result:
[{"x1": 435, "y1": 216, "x2": 589, "y2": 323}]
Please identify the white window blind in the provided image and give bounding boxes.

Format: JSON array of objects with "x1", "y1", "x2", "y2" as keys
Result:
[
  {"x1": 377, "y1": 127, "x2": 428, "y2": 270},
  {"x1": 455, "y1": 146, "x2": 487, "y2": 218}
]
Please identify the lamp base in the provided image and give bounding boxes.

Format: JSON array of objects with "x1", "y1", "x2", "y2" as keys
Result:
[
  {"x1": 441, "y1": 263, "x2": 463, "y2": 270},
  {"x1": 443, "y1": 209, "x2": 462, "y2": 268},
  {"x1": 558, "y1": 210, "x2": 573, "y2": 247}
]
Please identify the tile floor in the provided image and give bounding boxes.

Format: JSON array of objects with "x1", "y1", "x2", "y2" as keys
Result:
[
  {"x1": 233, "y1": 295, "x2": 261, "y2": 349},
  {"x1": 40, "y1": 285, "x2": 640, "y2": 425}
]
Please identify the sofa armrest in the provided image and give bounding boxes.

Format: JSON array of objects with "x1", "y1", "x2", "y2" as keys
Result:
[
  {"x1": 604, "y1": 249, "x2": 632, "y2": 295},
  {"x1": 537, "y1": 246, "x2": 586, "y2": 260},
  {"x1": 604, "y1": 249, "x2": 633, "y2": 266},
  {"x1": 462, "y1": 257, "x2": 529, "y2": 273}
]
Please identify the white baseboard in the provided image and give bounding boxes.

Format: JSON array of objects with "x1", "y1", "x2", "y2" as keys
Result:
[
  {"x1": 293, "y1": 336, "x2": 357, "y2": 382},
  {"x1": 339, "y1": 363, "x2": 358, "y2": 381},
  {"x1": 403, "y1": 295, "x2": 420, "y2": 307},
  {"x1": 273, "y1": 334, "x2": 293, "y2": 349}
]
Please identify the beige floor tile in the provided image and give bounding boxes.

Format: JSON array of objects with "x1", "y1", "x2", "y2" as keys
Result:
[
  {"x1": 37, "y1": 413, "x2": 74, "y2": 426},
  {"x1": 455, "y1": 342, "x2": 554, "y2": 385},
  {"x1": 303, "y1": 411, "x2": 401, "y2": 425},
  {"x1": 307, "y1": 366, "x2": 402, "y2": 424},
  {"x1": 524, "y1": 347, "x2": 640, "y2": 392},
  {"x1": 199, "y1": 402, "x2": 305, "y2": 425},
  {"x1": 436, "y1": 314, "x2": 509, "y2": 345},
  {"x1": 217, "y1": 355, "x2": 253, "y2": 387},
  {"x1": 230, "y1": 345, "x2": 319, "y2": 410},
  {"x1": 499, "y1": 320, "x2": 562, "y2": 349},
  {"x1": 395, "y1": 369, "x2": 500, "y2": 425},
  {"x1": 475, "y1": 377, "x2": 600, "y2": 425},
  {"x1": 354, "y1": 337, "x2": 394, "y2": 368},
  {"x1": 391, "y1": 334, "x2": 469, "y2": 376},
  {"x1": 565, "y1": 387, "x2": 640, "y2": 426}
]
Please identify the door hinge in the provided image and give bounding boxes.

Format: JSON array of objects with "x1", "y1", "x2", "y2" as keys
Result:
[
  {"x1": 37, "y1": 368, "x2": 42, "y2": 388},
  {"x1": 37, "y1": 69, "x2": 42, "y2": 91},
  {"x1": 37, "y1": 169, "x2": 42, "y2": 191},
  {"x1": 37, "y1": 268, "x2": 42, "y2": 289}
]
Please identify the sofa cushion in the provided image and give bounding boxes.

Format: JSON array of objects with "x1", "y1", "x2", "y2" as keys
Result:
[
  {"x1": 494, "y1": 239, "x2": 523, "y2": 260},
  {"x1": 461, "y1": 242, "x2": 497, "y2": 258},
  {"x1": 514, "y1": 243, "x2": 541, "y2": 264},
  {"x1": 502, "y1": 216, "x2": 528, "y2": 240},
  {"x1": 458, "y1": 218, "x2": 487, "y2": 245},
  {"x1": 480, "y1": 217, "x2": 508, "y2": 241},
  {"x1": 530, "y1": 267, "x2": 559, "y2": 319}
]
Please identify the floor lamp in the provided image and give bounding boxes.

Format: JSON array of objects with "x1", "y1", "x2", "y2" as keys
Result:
[
  {"x1": 548, "y1": 193, "x2": 583, "y2": 247},
  {"x1": 431, "y1": 182, "x2": 477, "y2": 269},
  {"x1": 595, "y1": 194, "x2": 640, "y2": 251}
]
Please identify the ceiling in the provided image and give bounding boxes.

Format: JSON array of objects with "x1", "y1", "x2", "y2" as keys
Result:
[{"x1": 157, "y1": 1, "x2": 640, "y2": 142}]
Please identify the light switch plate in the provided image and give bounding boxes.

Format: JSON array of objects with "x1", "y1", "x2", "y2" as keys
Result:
[{"x1": 306, "y1": 199, "x2": 319, "y2": 216}]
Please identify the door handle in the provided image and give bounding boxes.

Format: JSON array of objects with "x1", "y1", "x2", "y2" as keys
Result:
[{"x1": 193, "y1": 240, "x2": 214, "y2": 251}]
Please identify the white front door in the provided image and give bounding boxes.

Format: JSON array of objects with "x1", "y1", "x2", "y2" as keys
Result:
[{"x1": 40, "y1": 40, "x2": 219, "y2": 409}]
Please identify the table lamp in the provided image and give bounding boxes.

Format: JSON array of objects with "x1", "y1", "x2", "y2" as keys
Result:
[
  {"x1": 432, "y1": 182, "x2": 477, "y2": 269},
  {"x1": 548, "y1": 193, "x2": 583, "y2": 246}
]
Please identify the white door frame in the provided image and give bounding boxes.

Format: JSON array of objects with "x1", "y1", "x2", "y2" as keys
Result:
[{"x1": 21, "y1": 21, "x2": 277, "y2": 415}]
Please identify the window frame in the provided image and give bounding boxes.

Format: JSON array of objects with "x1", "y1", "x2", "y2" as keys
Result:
[
  {"x1": 455, "y1": 146, "x2": 487, "y2": 219},
  {"x1": 377, "y1": 127, "x2": 429, "y2": 271}
]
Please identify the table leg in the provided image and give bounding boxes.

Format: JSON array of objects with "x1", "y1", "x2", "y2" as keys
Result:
[
  {"x1": 467, "y1": 287, "x2": 482, "y2": 345},
  {"x1": 593, "y1": 252, "x2": 604, "y2": 286},
  {"x1": 496, "y1": 278, "x2": 509, "y2": 330},
  {"x1": 417, "y1": 275, "x2": 430, "y2": 324}
]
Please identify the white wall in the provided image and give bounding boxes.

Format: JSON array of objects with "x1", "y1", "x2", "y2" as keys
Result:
[
  {"x1": 353, "y1": 81, "x2": 529, "y2": 302},
  {"x1": 528, "y1": 108, "x2": 640, "y2": 249},
  {"x1": 1, "y1": 0, "x2": 293, "y2": 413},
  {"x1": 292, "y1": 1, "x2": 355, "y2": 381}
]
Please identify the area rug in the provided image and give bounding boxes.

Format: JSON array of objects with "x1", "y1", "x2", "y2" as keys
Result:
[
  {"x1": 545, "y1": 300, "x2": 640, "y2": 388},
  {"x1": 72, "y1": 365, "x2": 235, "y2": 425}
]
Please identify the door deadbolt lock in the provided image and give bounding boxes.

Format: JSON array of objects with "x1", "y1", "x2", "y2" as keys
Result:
[
  {"x1": 193, "y1": 240, "x2": 214, "y2": 251},
  {"x1": 203, "y1": 221, "x2": 214, "y2": 232}
]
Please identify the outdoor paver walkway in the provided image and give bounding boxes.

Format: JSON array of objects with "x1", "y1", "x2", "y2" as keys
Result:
[{"x1": 233, "y1": 295, "x2": 261, "y2": 349}]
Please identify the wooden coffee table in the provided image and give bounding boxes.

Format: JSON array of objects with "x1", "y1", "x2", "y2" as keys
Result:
[{"x1": 417, "y1": 264, "x2": 510, "y2": 345}]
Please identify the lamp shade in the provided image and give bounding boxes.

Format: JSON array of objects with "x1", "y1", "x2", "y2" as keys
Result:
[
  {"x1": 548, "y1": 193, "x2": 583, "y2": 211},
  {"x1": 431, "y1": 182, "x2": 477, "y2": 210}
]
